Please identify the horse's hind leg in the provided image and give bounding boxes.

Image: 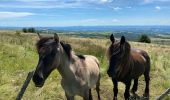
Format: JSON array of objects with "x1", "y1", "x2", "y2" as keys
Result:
[
  {"x1": 96, "y1": 74, "x2": 101, "y2": 100},
  {"x1": 143, "y1": 73, "x2": 150, "y2": 97},
  {"x1": 131, "y1": 78, "x2": 138, "y2": 94}
]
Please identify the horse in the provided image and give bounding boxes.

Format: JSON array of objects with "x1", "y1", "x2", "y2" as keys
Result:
[
  {"x1": 107, "y1": 34, "x2": 150, "y2": 100},
  {"x1": 32, "y1": 33, "x2": 101, "y2": 100}
]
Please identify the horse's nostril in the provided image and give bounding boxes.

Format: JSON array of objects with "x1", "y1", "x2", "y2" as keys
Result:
[{"x1": 32, "y1": 74, "x2": 44, "y2": 85}]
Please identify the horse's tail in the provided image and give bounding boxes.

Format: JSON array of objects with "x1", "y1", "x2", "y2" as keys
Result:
[
  {"x1": 146, "y1": 55, "x2": 150, "y2": 80},
  {"x1": 94, "y1": 57, "x2": 101, "y2": 100},
  {"x1": 142, "y1": 52, "x2": 150, "y2": 82},
  {"x1": 144, "y1": 53, "x2": 151, "y2": 77},
  {"x1": 96, "y1": 70, "x2": 101, "y2": 100}
]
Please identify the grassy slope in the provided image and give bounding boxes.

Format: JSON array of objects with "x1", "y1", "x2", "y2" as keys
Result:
[{"x1": 0, "y1": 31, "x2": 170, "y2": 100}]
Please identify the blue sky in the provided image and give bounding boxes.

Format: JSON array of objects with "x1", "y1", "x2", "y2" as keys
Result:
[{"x1": 0, "y1": 0, "x2": 170, "y2": 26}]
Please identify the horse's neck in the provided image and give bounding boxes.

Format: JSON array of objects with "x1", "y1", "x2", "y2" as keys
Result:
[{"x1": 57, "y1": 52, "x2": 75, "y2": 80}]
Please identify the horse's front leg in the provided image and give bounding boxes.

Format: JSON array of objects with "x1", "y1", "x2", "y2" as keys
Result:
[
  {"x1": 65, "y1": 92, "x2": 74, "y2": 100},
  {"x1": 124, "y1": 80, "x2": 132, "y2": 100},
  {"x1": 112, "y1": 78, "x2": 118, "y2": 100},
  {"x1": 83, "y1": 89, "x2": 92, "y2": 100}
]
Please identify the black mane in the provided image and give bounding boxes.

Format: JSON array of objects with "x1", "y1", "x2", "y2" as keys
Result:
[
  {"x1": 77, "y1": 55, "x2": 85, "y2": 60},
  {"x1": 60, "y1": 42, "x2": 72, "y2": 59}
]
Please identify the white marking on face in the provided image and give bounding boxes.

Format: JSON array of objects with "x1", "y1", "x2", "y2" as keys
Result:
[{"x1": 57, "y1": 47, "x2": 60, "y2": 51}]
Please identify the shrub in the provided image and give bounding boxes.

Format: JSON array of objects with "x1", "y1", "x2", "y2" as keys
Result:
[
  {"x1": 28, "y1": 27, "x2": 36, "y2": 33},
  {"x1": 138, "y1": 34, "x2": 151, "y2": 43},
  {"x1": 22, "y1": 27, "x2": 36, "y2": 33},
  {"x1": 22, "y1": 28, "x2": 27, "y2": 33}
]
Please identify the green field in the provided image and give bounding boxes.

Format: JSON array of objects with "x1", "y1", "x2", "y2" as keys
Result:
[{"x1": 0, "y1": 31, "x2": 170, "y2": 100}]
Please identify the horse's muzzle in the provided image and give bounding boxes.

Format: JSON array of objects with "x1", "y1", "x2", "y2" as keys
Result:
[{"x1": 32, "y1": 74, "x2": 45, "y2": 87}]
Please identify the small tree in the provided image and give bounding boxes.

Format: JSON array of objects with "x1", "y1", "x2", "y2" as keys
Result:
[
  {"x1": 22, "y1": 28, "x2": 27, "y2": 33},
  {"x1": 138, "y1": 34, "x2": 151, "y2": 43},
  {"x1": 28, "y1": 28, "x2": 36, "y2": 33}
]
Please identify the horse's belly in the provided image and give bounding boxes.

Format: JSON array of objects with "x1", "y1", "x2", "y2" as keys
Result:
[
  {"x1": 131, "y1": 65, "x2": 145, "y2": 79},
  {"x1": 61, "y1": 79, "x2": 88, "y2": 97}
]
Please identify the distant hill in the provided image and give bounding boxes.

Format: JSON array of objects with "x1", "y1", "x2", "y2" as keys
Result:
[
  {"x1": 1, "y1": 26, "x2": 170, "y2": 34},
  {"x1": 1, "y1": 26, "x2": 170, "y2": 41}
]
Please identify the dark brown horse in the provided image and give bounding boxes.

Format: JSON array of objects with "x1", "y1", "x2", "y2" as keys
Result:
[{"x1": 107, "y1": 34, "x2": 150, "y2": 100}]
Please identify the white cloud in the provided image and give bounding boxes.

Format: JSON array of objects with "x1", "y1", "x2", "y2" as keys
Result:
[
  {"x1": 80, "y1": 18, "x2": 98, "y2": 22},
  {"x1": 0, "y1": 0, "x2": 113, "y2": 9},
  {"x1": 0, "y1": 11, "x2": 34, "y2": 18},
  {"x1": 113, "y1": 7, "x2": 122, "y2": 11},
  {"x1": 155, "y1": 6, "x2": 161, "y2": 10},
  {"x1": 126, "y1": 6, "x2": 132, "y2": 9},
  {"x1": 144, "y1": 0, "x2": 170, "y2": 3},
  {"x1": 112, "y1": 19, "x2": 119, "y2": 22},
  {"x1": 99, "y1": 0, "x2": 113, "y2": 3},
  {"x1": 79, "y1": 18, "x2": 119, "y2": 23}
]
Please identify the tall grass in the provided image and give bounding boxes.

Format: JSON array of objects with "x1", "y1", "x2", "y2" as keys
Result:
[{"x1": 0, "y1": 31, "x2": 169, "y2": 99}]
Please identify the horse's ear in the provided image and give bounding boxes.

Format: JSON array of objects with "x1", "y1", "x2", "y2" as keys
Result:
[
  {"x1": 110, "y1": 34, "x2": 115, "y2": 43},
  {"x1": 120, "y1": 36, "x2": 125, "y2": 44},
  {"x1": 37, "y1": 33, "x2": 42, "y2": 39},
  {"x1": 54, "y1": 33, "x2": 59, "y2": 43}
]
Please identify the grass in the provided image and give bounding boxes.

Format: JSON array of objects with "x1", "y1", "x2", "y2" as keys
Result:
[{"x1": 0, "y1": 31, "x2": 170, "y2": 100}]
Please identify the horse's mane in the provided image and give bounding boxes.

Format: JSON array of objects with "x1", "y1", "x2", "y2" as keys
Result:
[
  {"x1": 60, "y1": 41, "x2": 72, "y2": 59},
  {"x1": 36, "y1": 37, "x2": 72, "y2": 59},
  {"x1": 108, "y1": 41, "x2": 132, "y2": 79}
]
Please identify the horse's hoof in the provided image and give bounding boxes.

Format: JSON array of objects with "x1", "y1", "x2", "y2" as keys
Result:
[
  {"x1": 142, "y1": 94, "x2": 149, "y2": 100},
  {"x1": 143, "y1": 93, "x2": 149, "y2": 97},
  {"x1": 130, "y1": 90, "x2": 135, "y2": 95},
  {"x1": 113, "y1": 97, "x2": 117, "y2": 100}
]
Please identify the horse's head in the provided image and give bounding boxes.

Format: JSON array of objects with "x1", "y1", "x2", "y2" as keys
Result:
[
  {"x1": 107, "y1": 34, "x2": 131, "y2": 78},
  {"x1": 32, "y1": 33, "x2": 62, "y2": 87},
  {"x1": 108, "y1": 34, "x2": 131, "y2": 60}
]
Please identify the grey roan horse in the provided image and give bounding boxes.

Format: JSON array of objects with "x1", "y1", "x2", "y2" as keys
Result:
[
  {"x1": 32, "y1": 33, "x2": 101, "y2": 100},
  {"x1": 107, "y1": 34, "x2": 150, "y2": 100}
]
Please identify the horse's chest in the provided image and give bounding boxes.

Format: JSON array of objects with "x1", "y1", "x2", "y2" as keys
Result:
[{"x1": 61, "y1": 79, "x2": 86, "y2": 96}]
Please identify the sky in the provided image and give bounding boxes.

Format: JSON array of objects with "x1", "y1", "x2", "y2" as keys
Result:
[{"x1": 0, "y1": 0, "x2": 170, "y2": 27}]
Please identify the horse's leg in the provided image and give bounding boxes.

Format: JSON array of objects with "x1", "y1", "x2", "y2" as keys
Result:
[
  {"x1": 112, "y1": 78, "x2": 118, "y2": 100},
  {"x1": 96, "y1": 74, "x2": 101, "y2": 100},
  {"x1": 83, "y1": 89, "x2": 91, "y2": 100},
  {"x1": 131, "y1": 78, "x2": 138, "y2": 94},
  {"x1": 124, "y1": 80, "x2": 131, "y2": 100},
  {"x1": 143, "y1": 73, "x2": 150, "y2": 97},
  {"x1": 65, "y1": 92, "x2": 74, "y2": 100},
  {"x1": 89, "y1": 89, "x2": 93, "y2": 100}
]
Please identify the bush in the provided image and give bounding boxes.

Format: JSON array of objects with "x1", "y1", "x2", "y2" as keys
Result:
[
  {"x1": 138, "y1": 34, "x2": 151, "y2": 43},
  {"x1": 28, "y1": 28, "x2": 36, "y2": 33},
  {"x1": 22, "y1": 27, "x2": 36, "y2": 33},
  {"x1": 22, "y1": 28, "x2": 27, "y2": 33}
]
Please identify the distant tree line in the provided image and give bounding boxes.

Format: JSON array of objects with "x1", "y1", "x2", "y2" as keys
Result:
[{"x1": 22, "y1": 28, "x2": 36, "y2": 33}]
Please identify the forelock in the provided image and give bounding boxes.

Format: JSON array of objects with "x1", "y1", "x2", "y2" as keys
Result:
[{"x1": 36, "y1": 37, "x2": 53, "y2": 52}]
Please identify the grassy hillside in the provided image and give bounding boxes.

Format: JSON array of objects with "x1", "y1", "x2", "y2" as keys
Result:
[{"x1": 0, "y1": 31, "x2": 170, "y2": 100}]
